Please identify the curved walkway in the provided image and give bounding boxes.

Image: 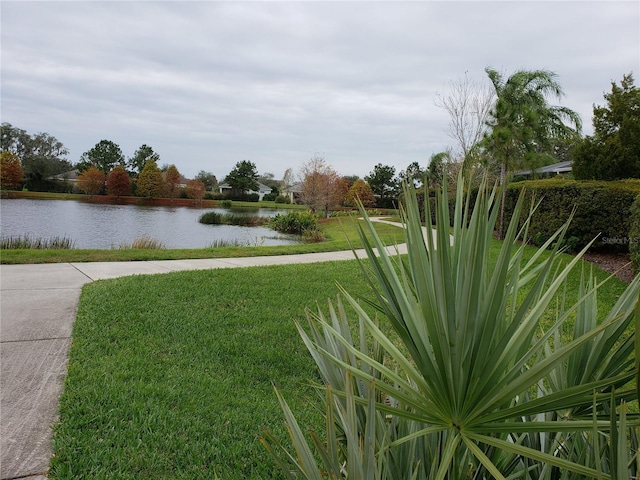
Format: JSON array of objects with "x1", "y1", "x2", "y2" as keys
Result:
[{"x1": 0, "y1": 219, "x2": 427, "y2": 480}]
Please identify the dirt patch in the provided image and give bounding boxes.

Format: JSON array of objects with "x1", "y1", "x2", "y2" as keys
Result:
[{"x1": 581, "y1": 252, "x2": 635, "y2": 284}]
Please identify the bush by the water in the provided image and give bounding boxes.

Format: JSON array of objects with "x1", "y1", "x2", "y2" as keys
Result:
[
  {"x1": 198, "y1": 211, "x2": 269, "y2": 226},
  {"x1": 1, "y1": 234, "x2": 75, "y2": 249},
  {"x1": 220, "y1": 193, "x2": 259, "y2": 202},
  {"x1": 274, "y1": 195, "x2": 291, "y2": 204},
  {"x1": 270, "y1": 211, "x2": 318, "y2": 235}
]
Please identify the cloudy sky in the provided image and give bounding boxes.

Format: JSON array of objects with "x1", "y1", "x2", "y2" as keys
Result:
[{"x1": 1, "y1": 1, "x2": 638, "y2": 181}]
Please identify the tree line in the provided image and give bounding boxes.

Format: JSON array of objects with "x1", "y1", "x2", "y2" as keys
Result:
[{"x1": 2, "y1": 69, "x2": 638, "y2": 213}]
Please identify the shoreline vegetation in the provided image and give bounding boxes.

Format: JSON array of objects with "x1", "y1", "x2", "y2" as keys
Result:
[
  {"x1": 1, "y1": 191, "x2": 401, "y2": 264},
  {"x1": 0, "y1": 218, "x2": 404, "y2": 267},
  {"x1": 0, "y1": 189, "x2": 310, "y2": 209}
]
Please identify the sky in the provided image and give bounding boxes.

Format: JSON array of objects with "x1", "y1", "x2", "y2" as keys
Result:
[{"x1": 1, "y1": 1, "x2": 639, "y2": 182}]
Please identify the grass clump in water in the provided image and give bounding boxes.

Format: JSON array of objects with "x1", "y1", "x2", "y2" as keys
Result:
[
  {"x1": 119, "y1": 235, "x2": 165, "y2": 249},
  {"x1": 199, "y1": 211, "x2": 269, "y2": 226},
  {"x1": 208, "y1": 238, "x2": 249, "y2": 248},
  {"x1": 1, "y1": 234, "x2": 75, "y2": 249}
]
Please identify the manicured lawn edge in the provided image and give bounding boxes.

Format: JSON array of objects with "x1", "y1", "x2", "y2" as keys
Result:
[{"x1": 49, "y1": 241, "x2": 630, "y2": 479}]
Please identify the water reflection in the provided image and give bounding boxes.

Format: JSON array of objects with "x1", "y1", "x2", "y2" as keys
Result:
[{"x1": 0, "y1": 199, "x2": 300, "y2": 249}]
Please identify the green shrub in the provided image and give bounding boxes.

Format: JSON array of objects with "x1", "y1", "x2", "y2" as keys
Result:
[
  {"x1": 199, "y1": 211, "x2": 223, "y2": 224},
  {"x1": 198, "y1": 211, "x2": 268, "y2": 226},
  {"x1": 222, "y1": 193, "x2": 259, "y2": 202},
  {"x1": 630, "y1": 194, "x2": 640, "y2": 273},
  {"x1": 218, "y1": 199, "x2": 233, "y2": 208},
  {"x1": 262, "y1": 191, "x2": 278, "y2": 201},
  {"x1": 504, "y1": 178, "x2": 640, "y2": 252},
  {"x1": 270, "y1": 211, "x2": 318, "y2": 235},
  {"x1": 274, "y1": 195, "x2": 291, "y2": 204}
]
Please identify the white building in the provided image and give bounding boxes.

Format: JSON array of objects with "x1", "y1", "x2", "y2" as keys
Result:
[{"x1": 218, "y1": 182, "x2": 272, "y2": 200}]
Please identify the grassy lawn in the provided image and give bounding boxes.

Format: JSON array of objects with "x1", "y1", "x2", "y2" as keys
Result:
[
  {"x1": 49, "y1": 234, "x2": 631, "y2": 479},
  {"x1": 0, "y1": 216, "x2": 403, "y2": 264},
  {"x1": 51, "y1": 261, "x2": 379, "y2": 479}
]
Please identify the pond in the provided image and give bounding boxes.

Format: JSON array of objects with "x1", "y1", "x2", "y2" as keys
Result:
[{"x1": 0, "y1": 198, "x2": 300, "y2": 249}]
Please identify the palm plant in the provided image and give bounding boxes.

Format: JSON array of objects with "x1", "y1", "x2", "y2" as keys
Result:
[
  {"x1": 482, "y1": 68, "x2": 582, "y2": 238},
  {"x1": 262, "y1": 178, "x2": 639, "y2": 479}
]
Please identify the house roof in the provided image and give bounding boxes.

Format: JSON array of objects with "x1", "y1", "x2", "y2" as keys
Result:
[
  {"x1": 514, "y1": 161, "x2": 573, "y2": 177},
  {"x1": 282, "y1": 183, "x2": 303, "y2": 193},
  {"x1": 219, "y1": 182, "x2": 272, "y2": 192},
  {"x1": 50, "y1": 169, "x2": 80, "y2": 181}
]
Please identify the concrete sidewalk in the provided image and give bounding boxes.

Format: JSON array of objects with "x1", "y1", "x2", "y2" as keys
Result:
[{"x1": 1, "y1": 237, "x2": 414, "y2": 479}]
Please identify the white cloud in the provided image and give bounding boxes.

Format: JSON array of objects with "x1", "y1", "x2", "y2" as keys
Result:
[{"x1": 2, "y1": 1, "x2": 638, "y2": 179}]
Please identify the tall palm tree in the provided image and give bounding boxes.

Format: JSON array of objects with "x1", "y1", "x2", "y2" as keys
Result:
[{"x1": 483, "y1": 68, "x2": 582, "y2": 237}]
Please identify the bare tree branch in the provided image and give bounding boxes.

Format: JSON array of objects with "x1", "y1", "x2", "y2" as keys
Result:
[{"x1": 435, "y1": 72, "x2": 495, "y2": 170}]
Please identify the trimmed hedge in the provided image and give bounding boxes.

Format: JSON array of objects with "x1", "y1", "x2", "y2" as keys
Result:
[
  {"x1": 630, "y1": 194, "x2": 640, "y2": 272},
  {"x1": 504, "y1": 179, "x2": 640, "y2": 253},
  {"x1": 412, "y1": 179, "x2": 640, "y2": 254}
]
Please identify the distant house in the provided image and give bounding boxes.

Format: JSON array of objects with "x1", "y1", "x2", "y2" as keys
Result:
[
  {"x1": 282, "y1": 183, "x2": 303, "y2": 204},
  {"x1": 162, "y1": 172, "x2": 189, "y2": 188},
  {"x1": 513, "y1": 161, "x2": 573, "y2": 180},
  {"x1": 50, "y1": 169, "x2": 80, "y2": 184},
  {"x1": 218, "y1": 182, "x2": 272, "y2": 200}
]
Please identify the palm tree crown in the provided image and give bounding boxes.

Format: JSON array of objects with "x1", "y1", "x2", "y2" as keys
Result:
[
  {"x1": 484, "y1": 67, "x2": 582, "y2": 171},
  {"x1": 483, "y1": 67, "x2": 582, "y2": 237}
]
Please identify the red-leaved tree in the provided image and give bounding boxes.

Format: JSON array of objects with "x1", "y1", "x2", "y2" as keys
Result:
[
  {"x1": 186, "y1": 179, "x2": 205, "y2": 202},
  {"x1": 300, "y1": 155, "x2": 342, "y2": 217},
  {"x1": 165, "y1": 164, "x2": 182, "y2": 200},
  {"x1": 0, "y1": 151, "x2": 24, "y2": 190},
  {"x1": 106, "y1": 165, "x2": 131, "y2": 197}
]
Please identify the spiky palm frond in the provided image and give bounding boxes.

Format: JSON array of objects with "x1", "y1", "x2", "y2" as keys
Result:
[{"x1": 262, "y1": 179, "x2": 639, "y2": 479}]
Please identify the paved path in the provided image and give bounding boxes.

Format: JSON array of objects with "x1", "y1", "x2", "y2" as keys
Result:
[{"x1": 1, "y1": 220, "x2": 421, "y2": 480}]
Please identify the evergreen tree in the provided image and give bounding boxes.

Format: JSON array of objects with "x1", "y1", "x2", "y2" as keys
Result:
[
  {"x1": 136, "y1": 159, "x2": 165, "y2": 198},
  {"x1": 224, "y1": 160, "x2": 259, "y2": 195},
  {"x1": 78, "y1": 140, "x2": 125, "y2": 174},
  {"x1": 127, "y1": 144, "x2": 160, "y2": 177},
  {"x1": 573, "y1": 73, "x2": 640, "y2": 180}
]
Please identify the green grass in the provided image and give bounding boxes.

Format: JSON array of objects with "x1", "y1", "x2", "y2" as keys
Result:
[
  {"x1": 0, "y1": 216, "x2": 403, "y2": 264},
  {"x1": 1, "y1": 190, "x2": 88, "y2": 201},
  {"x1": 51, "y1": 261, "x2": 379, "y2": 479},
  {"x1": 49, "y1": 237, "x2": 631, "y2": 479}
]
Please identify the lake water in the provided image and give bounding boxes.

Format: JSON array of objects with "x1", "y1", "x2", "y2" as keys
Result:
[{"x1": 0, "y1": 198, "x2": 300, "y2": 249}]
